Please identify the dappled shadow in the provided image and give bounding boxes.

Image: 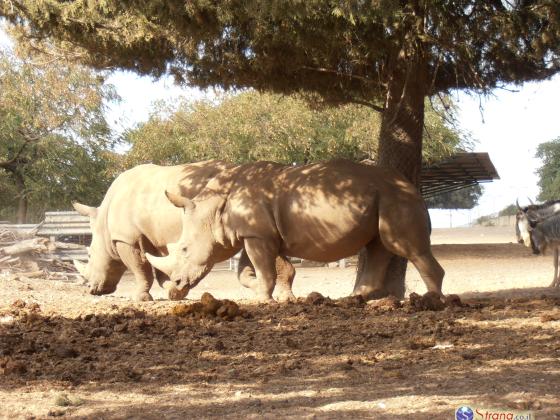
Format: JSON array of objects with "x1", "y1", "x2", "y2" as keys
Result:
[
  {"x1": 190, "y1": 160, "x2": 427, "y2": 262},
  {"x1": 1, "y1": 293, "x2": 559, "y2": 418}
]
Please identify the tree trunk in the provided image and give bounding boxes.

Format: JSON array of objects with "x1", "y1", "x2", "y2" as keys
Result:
[
  {"x1": 358, "y1": 53, "x2": 428, "y2": 299},
  {"x1": 13, "y1": 171, "x2": 29, "y2": 224}
]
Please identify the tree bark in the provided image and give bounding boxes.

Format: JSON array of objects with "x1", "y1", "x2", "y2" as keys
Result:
[{"x1": 358, "y1": 51, "x2": 428, "y2": 299}]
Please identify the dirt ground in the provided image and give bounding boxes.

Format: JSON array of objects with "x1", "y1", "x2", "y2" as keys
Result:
[{"x1": 1, "y1": 226, "x2": 559, "y2": 419}]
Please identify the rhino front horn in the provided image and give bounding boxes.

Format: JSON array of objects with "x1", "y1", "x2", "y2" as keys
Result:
[{"x1": 145, "y1": 253, "x2": 175, "y2": 277}]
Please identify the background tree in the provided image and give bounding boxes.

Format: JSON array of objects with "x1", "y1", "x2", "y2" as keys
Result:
[
  {"x1": 0, "y1": 49, "x2": 119, "y2": 222},
  {"x1": 424, "y1": 184, "x2": 482, "y2": 210},
  {"x1": 536, "y1": 138, "x2": 560, "y2": 201},
  {"x1": 4, "y1": 1, "x2": 557, "y2": 296},
  {"x1": 124, "y1": 91, "x2": 465, "y2": 167}
]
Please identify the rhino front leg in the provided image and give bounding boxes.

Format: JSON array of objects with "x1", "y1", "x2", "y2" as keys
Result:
[
  {"x1": 238, "y1": 251, "x2": 296, "y2": 302},
  {"x1": 115, "y1": 241, "x2": 154, "y2": 302},
  {"x1": 242, "y1": 238, "x2": 278, "y2": 303}
]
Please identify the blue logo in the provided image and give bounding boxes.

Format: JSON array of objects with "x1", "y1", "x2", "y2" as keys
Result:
[{"x1": 456, "y1": 406, "x2": 474, "y2": 420}]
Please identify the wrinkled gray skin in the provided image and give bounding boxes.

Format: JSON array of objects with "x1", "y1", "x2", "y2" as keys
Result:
[
  {"x1": 74, "y1": 160, "x2": 296, "y2": 301},
  {"x1": 147, "y1": 160, "x2": 444, "y2": 302}
]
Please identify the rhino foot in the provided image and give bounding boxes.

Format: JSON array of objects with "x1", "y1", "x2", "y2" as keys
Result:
[
  {"x1": 255, "y1": 294, "x2": 276, "y2": 304},
  {"x1": 167, "y1": 287, "x2": 188, "y2": 301},
  {"x1": 136, "y1": 292, "x2": 154, "y2": 302},
  {"x1": 275, "y1": 290, "x2": 297, "y2": 303},
  {"x1": 352, "y1": 288, "x2": 389, "y2": 301}
]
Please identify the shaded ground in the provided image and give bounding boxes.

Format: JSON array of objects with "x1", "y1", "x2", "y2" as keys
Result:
[{"x1": 0, "y1": 227, "x2": 559, "y2": 419}]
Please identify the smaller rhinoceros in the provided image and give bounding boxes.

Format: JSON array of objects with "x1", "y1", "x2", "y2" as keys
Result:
[
  {"x1": 73, "y1": 160, "x2": 296, "y2": 301},
  {"x1": 146, "y1": 160, "x2": 445, "y2": 302},
  {"x1": 72, "y1": 160, "x2": 234, "y2": 301}
]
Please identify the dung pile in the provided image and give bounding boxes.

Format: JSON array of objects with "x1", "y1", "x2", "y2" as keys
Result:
[{"x1": 171, "y1": 292, "x2": 247, "y2": 321}]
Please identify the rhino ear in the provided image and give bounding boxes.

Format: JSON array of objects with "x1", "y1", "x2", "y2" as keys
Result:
[
  {"x1": 165, "y1": 190, "x2": 196, "y2": 211},
  {"x1": 73, "y1": 202, "x2": 98, "y2": 218}
]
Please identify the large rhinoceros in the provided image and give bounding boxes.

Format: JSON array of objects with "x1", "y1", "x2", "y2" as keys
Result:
[
  {"x1": 73, "y1": 160, "x2": 297, "y2": 301},
  {"x1": 146, "y1": 160, "x2": 445, "y2": 302}
]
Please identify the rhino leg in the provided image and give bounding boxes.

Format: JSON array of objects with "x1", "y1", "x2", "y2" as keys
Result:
[
  {"x1": 274, "y1": 256, "x2": 296, "y2": 302},
  {"x1": 377, "y1": 203, "x2": 444, "y2": 296},
  {"x1": 352, "y1": 238, "x2": 393, "y2": 300},
  {"x1": 238, "y1": 251, "x2": 295, "y2": 302},
  {"x1": 115, "y1": 241, "x2": 154, "y2": 302},
  {"x1": 237, "y1": 249, "x2": 259, "y2": 290},
  {"x1": 408, "y1": 253, "x2": 445, "y2": 295},
  {"x1": 242, "y1": 238, "x2": 278, "y2": 302}
]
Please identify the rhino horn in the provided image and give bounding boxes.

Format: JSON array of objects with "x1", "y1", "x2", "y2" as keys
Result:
[
  {"x1": 73, "y1": 202, "x2": 98, "y2": 218},
  {"x1": 146, "y1": 253, "x2": 175, "y2": 276}
]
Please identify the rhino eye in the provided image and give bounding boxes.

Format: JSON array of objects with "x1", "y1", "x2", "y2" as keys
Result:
[{"x1": 182, "y1": 247, "x2": 187, "y2": 253}]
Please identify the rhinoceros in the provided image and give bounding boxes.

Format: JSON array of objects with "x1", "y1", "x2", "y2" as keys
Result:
[
  {"x1": 73, "y1": 160, "x2": 297, "y2": 301},
  {"x1": 146, "y1": 159, "x2": 445, "y2": 302}
]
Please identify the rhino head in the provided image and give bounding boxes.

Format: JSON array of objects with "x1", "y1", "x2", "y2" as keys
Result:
[
  {"x1": 145, "y1": 190, "x2": 225, "y2": 295},
  {"x1": 73, "y1": 202, "x2": 126, "y2": 295}
]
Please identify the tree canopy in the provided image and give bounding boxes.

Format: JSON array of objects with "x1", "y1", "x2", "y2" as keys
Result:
[
  {"x1": 3, "y1": 2, "x2": 559, "y2": 100},
  {"x1": 536, "y1": 137, "x2": 560, "y2": 201},
  {"x1": 124, "y1": 91, "x2": 466, "y2": 167},
  {"x1": 0, "y1": 49, "x2": 120, "y2": 222}
]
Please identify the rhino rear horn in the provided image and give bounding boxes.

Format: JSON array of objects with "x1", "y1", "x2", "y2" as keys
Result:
[
  {"x1": 73, "y1": 202, "x2": 98, "y2": 218},
  {"x1": 146, "y1": 252, "x2": 175, "y2": 276}
]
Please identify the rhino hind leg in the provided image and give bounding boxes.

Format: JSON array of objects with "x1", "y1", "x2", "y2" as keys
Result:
[
  {"x1": 274, "y1": 256, "x2": 296, "y2": 302},
  {"x1": 408, "y1": 252, "x2": 445, "y2": 295},
  {"x1": 352, "y1": 238, "x2": 393, "y2": 300},
  {"x1": 115, "y1": 241, "x2": 154, "y2": 302},
  {"x1": 237, "y1": 249, "x2": 259, "y2": 290}
]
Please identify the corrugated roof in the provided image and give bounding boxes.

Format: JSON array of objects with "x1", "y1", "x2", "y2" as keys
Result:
[{"x1": 420, "y1": 152, "x2": 499, "y2": 198}]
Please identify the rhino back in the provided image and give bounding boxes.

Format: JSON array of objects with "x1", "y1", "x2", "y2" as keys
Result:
[
  {"x1": 102, "y1": 161, "x2": 230, "y2": 248},
  {"x1": 225, "y1": 160, "x2": 422, "y2": 261}
]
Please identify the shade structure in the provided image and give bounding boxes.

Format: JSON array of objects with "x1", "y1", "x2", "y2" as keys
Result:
[{"x1": 420, "y1": 152, "x2": 499, "y2": 198}]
